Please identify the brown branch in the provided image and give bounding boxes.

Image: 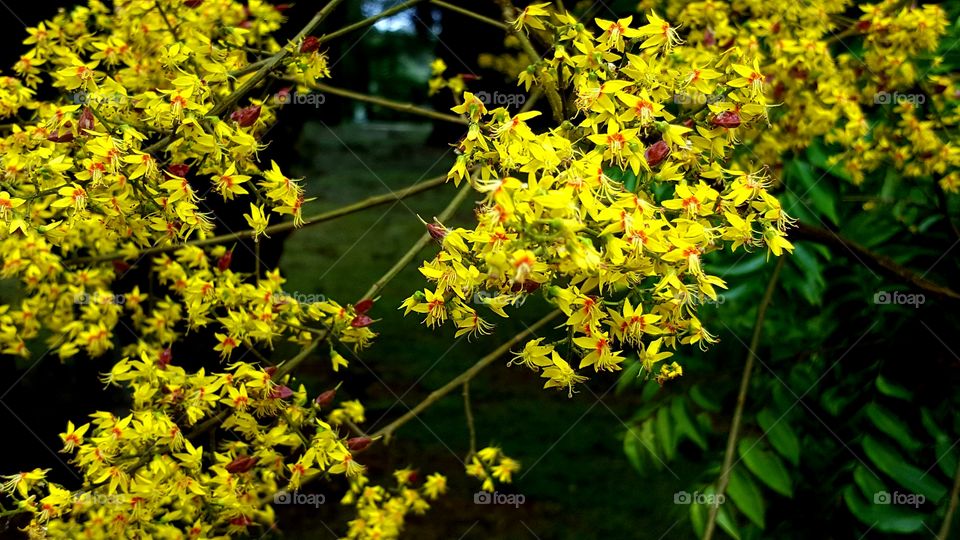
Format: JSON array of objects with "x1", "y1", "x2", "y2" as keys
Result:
[
  {"x1": 359, "y1": 181, "x2": 473, "y2": 301},
  {"x1": 430, "y1": 0, "x2": 508, "y2": 30},
  {"x1": 372, "y1": 310, "x2": 562, "y2": 443},
  {"x1": 792, "y1": 222, "x2": 960, "y2": 302},
  {"x1": 210, "y1": 0, "x2": 347, "y2": 118},
  {"x1": 65, "y1": 174, "x2": 450, "y2": 266},
  {"x1": 495, "y1": 0, "x2": 564, "y2": 123},
  {"x1": 938, "y1": 459, "x2": 960, "y2": 540},
  {"x1": 300, "y1": 80, "x2": 468, "y2": 125},
  {"x1": 703, "y1": 257, "x2": 784, "y2": 540}
]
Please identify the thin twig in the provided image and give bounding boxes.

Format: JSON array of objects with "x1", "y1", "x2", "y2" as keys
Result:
[
  {"x1": 938, "y1": 459, "x2": 960, "y2": 540},
  {"x1": 372, "y1": 310, "x2": 562, "y2": 443},
  {"x1": 430, "y1": 0, "x2": 508, "y2": 29},
  {"x1": 301, "y1": 80, "x2": 467, "y2": 125},
  {"x1": 463, "y1": 380, "x2": 477, "y2": 459},
  {"x1": 65, "y1": 173, "x2": 451, "y2": 266},
  {"x1": 703, "y1": 257, "x2": 784, "y2": 540},
  {"x1": 793, "y1": 222, "x2": 960, "y2": 301},
  {"x1": 359, "y1": 181, "x2": 473, "y2": 301}
]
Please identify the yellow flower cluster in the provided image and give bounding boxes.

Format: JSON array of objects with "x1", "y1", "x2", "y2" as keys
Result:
[
  {"x1": 0, "y1": 0, "x2": 340, "y2": 362},
  {"x1": 663, "y1": 0, "x2": 955, "y2": 189},
  {"x1": 341, "y1": 469, "x2": 448, "y2": 540},
  {"x1": 405, "y1": 8, "x2": 793, "y2": 394},
  {"x1": 466, "y1": 446, "x2": 521, "y2": 492},
  {"x1": 0, "y1": 0, "x2": 425, "y2": 536}
]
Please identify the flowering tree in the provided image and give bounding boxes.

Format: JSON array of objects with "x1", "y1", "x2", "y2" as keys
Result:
[{"x1": 0, "y1": 0, "x2": 956, "y2": 538}]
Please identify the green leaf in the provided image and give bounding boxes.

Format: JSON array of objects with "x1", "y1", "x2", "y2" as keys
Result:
[
  {"x1": 862, "y1": 435, "x2": 947, "y2": 502},
  {"x1": 864, "y1": 403, "x2": 921, "y2": 452},
  {"x1": 843, "y1": 485, "x2": 927, "y2": 534},
  {"x1": 756, "y1": 409, "x2": 800, "y2": 467},
  {"x1": 853, "y1": 464, "x2": 887, "y2": 500},
  {"x1": 875, "y1": 375, "x2": 913, "y2": 401},
  {"x1": 656, "y1": 406, "x2": 675, "y2": 461},
  {"x1": 738, "y1": 438, "x2": 794, "y2": 497},
  {"x1": 716, "y1": 504, "x2": 741, "y2": 540},
  {"x1": 787, "y1": 160, "x2": 840, "y2": 225},
  {"x1": 623, "y1": 426, "x2": 645, "y2": 475},
  {"x1": 690, "y1": 384, "x2": 722, "y2": 413},
  {"x1": 727, "y1": 468, "x2": 765, "y2": 528},
  {"x1": 672, "y1": 398, "x2": 707, "y2": 450}
]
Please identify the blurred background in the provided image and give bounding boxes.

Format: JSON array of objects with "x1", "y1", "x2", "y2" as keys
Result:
[{"x1": 0, "y1": 1, "x2": 959, "y2": 539}]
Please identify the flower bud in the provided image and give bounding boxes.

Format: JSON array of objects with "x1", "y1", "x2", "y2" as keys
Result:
[
  {"x1": 347, "y1": 437, "x2": 373, "y2": 452},
  {"x1": 78, "y1": 108, "x2": 95, "y2": 132},
  {"x1": 351, "y1": 314, "x2": 373, "y2": 328},
  {"x1": 300, "y1": 36, "x2": 320, "y2": 53},
  {"x1": 230, "y1": 105, "x2": 261, "y2": 127},
  {"x1": 184, "y1": 0, "x2": 203, "y2": 7},
  {"x1": 354, "y1": 298, "x2": 374, "y2": 314},
  {"x1": 167, "y1": 163, "x2": 191, "y2": 178},
  {"x1": 644, "y1": 140, "x2": 670, "y2": 167},
  {"x1": 217, "y1": 250, "x2": 233, "y2": 271},
  {"x1": 711, "y1": 110, "x2": 741, "y2": 128},
  {"x1": 426, "y1": 222, "x2": 447, "y2": 242},
  {"x1": 226, "y1": 455, "x2": 258, "y2": 473},
  {"x1": 270, "y1": 385, "x2": 293, "y2": 399},
  {"x1": 314, "y1": 388, "x2": 336, "y2": 408},
  {"x1": 158, "y1": 348, "x2": 172, "y2": 368}
]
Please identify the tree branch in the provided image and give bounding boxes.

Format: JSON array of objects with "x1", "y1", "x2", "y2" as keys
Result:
[
  {"x1": 300, "y1": 80, "x2": 468, "y2": 125},
  {"x1": 65, "y1": 173, "x2": 451, "y2": 266},
  {"x1": 372, "y1": 310, "x2": 562, "y2": 443},
  {"x1": 703, "y1": 257, "x2": 784, "y2": 540},
  {"x1": 792, "y1": 222, "x2": 960, "y2": 302}
]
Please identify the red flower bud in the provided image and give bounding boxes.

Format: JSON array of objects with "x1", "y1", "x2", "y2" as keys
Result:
[
  {"x1": 47, "y1": 127, "x2": 75, "y2": 143},
  {"x1": 274, "y1": 3, "x2": 292, "y2": 11},
  {"x1": 158, "y1": 348, "x2": 172, "y2": 368},
  {"x1": 300, "y1": 36, "x2": 320, "y2": 53},
  {"x1": 270, "y1": 385, "x2": 294, "y2": 399},
  {"x1": 226, "y1": 455, "x2": 258, "y2": 474},
  {"x1": 167, "y1": 163, "x2": 191, "y2": 178},
  {"x1": 314, "y1": 388, "x2": 336, "y2": 408},
  {"x1": 217, "y1": 250, "x2": 233, "y2": 271},
  {"x1": 426, "y1": 222, "x2": 447, "y2": 242},
  {"x1": 511, "y1": 281, "x2": 541, "y2": 293},
  {"x1": 230, "y1": 105, "x2": 261, "y2": 127},
  {"x1": 112, "y1": 260, "x2": 132, "y2": 274},
  {"x1": 644, "y1": 140, "x2": 671, "y2": 167},
  {"x1": 703, "y1": 28, "x2": 716, "y2": 47},
  {"x1": 351, "y1": 314, "x2": 374, "y2": 328},
  {"x1": 78, "y1": 108, "x2": 95, "y2": 132},
  {"x1": 184, "y1": 0, "x2": 203, "y2": 7},
  {"x1": 407, "y1": 470, "x2": 419, "y2": 483},
  {"x1": 354, "y1": 298, "x2": 374, "y2": 315},
  {"x1": 711, "y1": 110, "x2": 741, "y2": 128},
  {"x1": 265, "y1": 366, "x2": 277, "y2": 378},
  {"x1": 229, "y1": 516, "x2": 253, "y2": 527},
  {"x1": 347, "y1": 437, "x2": 373, "y2": 452}
]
